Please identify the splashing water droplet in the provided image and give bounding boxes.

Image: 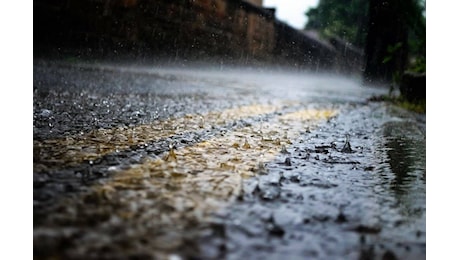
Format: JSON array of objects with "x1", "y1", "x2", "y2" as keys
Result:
[
  {"x1": 281, "y1": 145, "x2": 289, "y2": 154},
  {"x1": 220, "y1": 162, "x2": 235, "y2": 171},
  {"x1": 164, "y1": 147, "x2": 177, "y2": 162},
  {"x1": 284, "y1": 157, "x2": 292, "y2": 166},
  {"x1": 243, "y1": 139, "x2": 251, "y2": 149},
  {"x1": 341, "y1": 134, "x2": 353, "y2": 153},
  {"x1": 39, "y1": 109, "x2": 52, "y2": 117},
  {"x1": 256, "y1": 161, "x2": 268, "y2": 175}
]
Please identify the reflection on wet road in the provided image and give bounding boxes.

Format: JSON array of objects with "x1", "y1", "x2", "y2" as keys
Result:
[{"x1": 33, "y1": 60, "x2": 425, "y2": 259}]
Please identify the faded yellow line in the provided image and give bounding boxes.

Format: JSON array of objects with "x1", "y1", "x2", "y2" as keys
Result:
[
  {"x1": 116, "y1": 108, "x2": 338, "y2": 205},
  {"x1": 33, "y1": 104, "x2": 281, "y2": 172},
  {"x1": 35, "y1": 107, "x2": 338, "y2": 257},
  {"x1": 48, "y1": 108, "x2": 337, "y2": 254}
]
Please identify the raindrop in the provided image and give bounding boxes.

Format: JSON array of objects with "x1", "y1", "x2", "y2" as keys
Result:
[
  {"x1": 280, "y1": 145, "x2": 289, "y2": 154},
  {"x1": 220, "y1": 163, "x2": 234, "y2": 171},
  {"x1": 243, "y1": 139, "x2": 251, "y2": 149},
  {"x1": 107, "y1": 166, "x2": 119, "y2": 172},
  {"x1": 336, "y1": 212, "x2": 347, "y2": 223},
  {"x1": 256, "y1": 161, "x2": 268, "y2": 175},
  {"x1": 164, "y1": 145, "x2": 177, "y2": 162},
  {"x1": 39, "y1": 109, "x2": 52, "y2": 117},
  {"x1": 284, "y1": 157, "x2": 292, "y2": 166},
  {"x1": 341, "y1": 134, "x2": 353, "y2": 153},
  {"x1": 168, "y1": 254, "x2": 182, "y2": 260}
]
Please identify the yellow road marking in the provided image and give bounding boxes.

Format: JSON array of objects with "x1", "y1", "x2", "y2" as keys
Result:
[
  {"x1": 61, "y1": 108, "x2": 334, "y2": 247},
  {"x1": 35, "y1": 107, "x2": 338, "y2": 257},
  {"x1": 33, "y1": 104, "x2": 281, "y2": 172},
  {"x1": 115, "y1": 108, "x2": 337, "y2": 206}
]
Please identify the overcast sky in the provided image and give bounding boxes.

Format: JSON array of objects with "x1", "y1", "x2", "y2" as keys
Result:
[{"x1": 263, "y1": 0, "x2": 320, "y2": 30}]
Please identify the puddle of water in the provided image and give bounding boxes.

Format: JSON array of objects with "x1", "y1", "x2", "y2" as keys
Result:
[
  {"x1": 379, "y1": 120, "x2": 426, "y2": 219},
  {"x1": 386, "y1": 136, "x2": 426, "y2": 191}
]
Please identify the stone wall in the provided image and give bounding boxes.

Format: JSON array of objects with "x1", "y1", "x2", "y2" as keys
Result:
[{"x1": 34, "y1": 0, "x2": 362, "y2": 72}]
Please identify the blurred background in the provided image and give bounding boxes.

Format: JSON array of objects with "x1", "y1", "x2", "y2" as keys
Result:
[{"x1": 34, "y1": 0, "x2": 425, "y2": 95}]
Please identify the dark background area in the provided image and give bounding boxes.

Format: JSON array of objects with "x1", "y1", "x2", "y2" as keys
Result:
[{"x1": 34, "y1": 0, "x2": 364, "y2": 74}]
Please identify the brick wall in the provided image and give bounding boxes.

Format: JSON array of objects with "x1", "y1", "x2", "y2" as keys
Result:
[
  {"x1": 35, "y1": 0, "x2": 276, "y2": 61},
  {"x1": 34, "y1": 0, "x2": 362, "y2": 72}
]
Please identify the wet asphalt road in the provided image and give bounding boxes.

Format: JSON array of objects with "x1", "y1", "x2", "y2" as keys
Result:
[{"x1": 33, "y1": 60, "x2": 426, "y2": 260}]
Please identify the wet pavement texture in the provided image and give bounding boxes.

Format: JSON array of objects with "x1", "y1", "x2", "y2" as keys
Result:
[{"x1": 33, "y1": 60, "x2": 425, "y2": 260}]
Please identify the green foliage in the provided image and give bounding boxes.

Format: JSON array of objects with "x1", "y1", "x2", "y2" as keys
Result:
[
  {"x1": 406, "y1": 0, "x2": 426, "y2": 73},
  {"x1": 408, "y1": 56, "x2": 426, "y2": 73},
  {"x1": 370, "y1": 95, "x2": 425, "y2": 114},
  {"x1": 306, "y1": 0, "x2": 426, "y2": 66},
  {"x1": 305, "y1": 0, "x2": 369, "y2": 47},
  {"x1": 383, "y1": 42, "x2": 403, "y2": 64},
  {"x1": 398, "y1": 99, "x2": 426, "y2": 114}
]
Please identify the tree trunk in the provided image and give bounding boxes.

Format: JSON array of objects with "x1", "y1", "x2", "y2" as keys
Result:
[{"x1": 363, "y1": 0, "x2": 409, "y2": 86}]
